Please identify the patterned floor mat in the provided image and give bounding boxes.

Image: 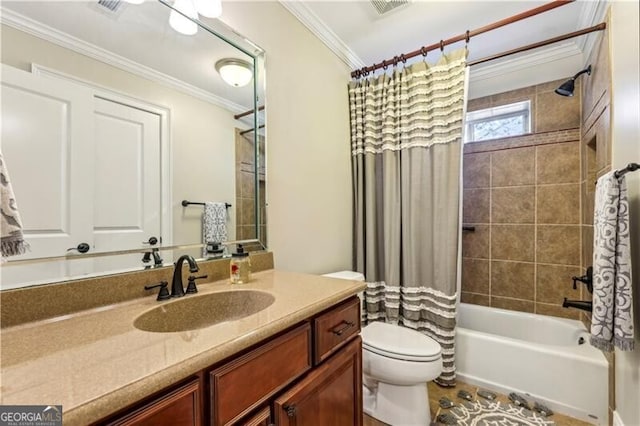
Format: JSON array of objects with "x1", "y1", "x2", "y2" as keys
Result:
[{"x1": 445, "y1": 399, "x2": 556, "y2": 425}]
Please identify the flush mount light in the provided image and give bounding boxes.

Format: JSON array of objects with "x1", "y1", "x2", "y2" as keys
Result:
[
  {"x1": 169, "y1": 0, "x2": 198, "y2": 36},
  {"x1": 555, "y1": 65, "x2": 592, "y2": 97},
  {"x1": 215, "y1": 59, "x2": 253, "y2": 87}
]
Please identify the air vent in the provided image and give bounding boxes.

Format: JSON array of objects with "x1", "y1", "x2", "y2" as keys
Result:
[
  {"x1": 90, "y1": 0, "x2": 126, "y2": 18},
  {"x1": 97, "y1": 0, "x2": 122, "y2": 13},
  {"x1": 370, "y1": 0, "x2": 409, "y2": 15}
]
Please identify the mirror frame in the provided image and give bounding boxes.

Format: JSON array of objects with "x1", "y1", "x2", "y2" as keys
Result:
[{"x1": 0, "y1": 0, "x2": 267, "y2": 287}]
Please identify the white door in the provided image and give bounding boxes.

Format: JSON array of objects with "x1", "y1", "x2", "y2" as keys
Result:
[
  {"x1": 1, "y1": 64, "x2": 94, "y2": 260},
  {"x1": 92, "y1": 97, "x2": 161, "y2": 254}
]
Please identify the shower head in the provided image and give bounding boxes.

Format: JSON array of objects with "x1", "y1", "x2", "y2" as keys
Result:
[{"x1": 555, "y1": 65, "x2": 592, "y2": 97}]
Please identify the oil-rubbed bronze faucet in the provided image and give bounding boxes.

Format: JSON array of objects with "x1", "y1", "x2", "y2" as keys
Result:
[{"x1": 171, "y1": 255, "x2": 199, "y2": 297}]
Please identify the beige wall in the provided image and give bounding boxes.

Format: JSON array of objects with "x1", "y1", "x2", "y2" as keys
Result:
[
  {"x1": 1, "y1": 25, "x2": 239, "y2": 247},
  {"x1": 461, "y1": 81, "x2": 583, "y2": 320},
  {"x1": 609, "y1": 2, "x2": 640, "y2": 425},
  {"x1": 219, "y1": 2, "x2": 354, "y2": 274}
]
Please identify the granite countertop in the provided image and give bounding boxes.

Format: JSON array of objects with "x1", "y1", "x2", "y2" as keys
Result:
[{"x1": 0, "y1": 269, "x2": 365, "y2": 425}]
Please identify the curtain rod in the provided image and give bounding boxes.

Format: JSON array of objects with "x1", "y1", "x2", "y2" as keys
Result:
[
  {"x1": 234, "y1": 105, "x2": 264, "y2": 120},
  {"x1": 351, "y1": 0, "x2": 573, "y2": 78},
  {"x1": 240, "y1": 124, "x2": 265, "y2": 136},
  {"x1": 467, "y1": 22, "x2": 606, "y2": 67}
]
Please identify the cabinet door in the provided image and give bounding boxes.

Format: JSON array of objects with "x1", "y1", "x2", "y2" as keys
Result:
[
  {"x1": 105, "y1": 379, "x2": 201, "y2": 426},
  {"x1": 274, "y1": 337, "x2": 362, "y2": 426},
  {"x1": 237, "y1": 406, "x2": 271, "y2": 426}
]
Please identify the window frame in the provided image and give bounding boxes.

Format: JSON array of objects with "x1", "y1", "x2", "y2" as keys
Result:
[{"x1": 465, "y1": 100, "x2": 531, "y2": 143}]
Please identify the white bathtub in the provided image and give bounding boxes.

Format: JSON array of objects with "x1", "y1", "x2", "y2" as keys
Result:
[{"x1": 455, "y1": 303, "x2": 608, "y2": 424}]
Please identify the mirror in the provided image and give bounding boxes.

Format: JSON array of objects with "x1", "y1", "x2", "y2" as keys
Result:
[{"x1": 0, "y1": 0, "x2": 266, "y2": 289}]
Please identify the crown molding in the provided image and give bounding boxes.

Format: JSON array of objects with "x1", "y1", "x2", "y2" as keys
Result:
[
  {"x1": 470, "y1": 42, "x2": 582, "y2": 82},
  {"x1": 576, "y1": 0, "x2": 609, "y2": 65},
  {"x1": 0, "y1": 7, "x2": 246, "y2": 114},
  {"x1": 278, "y1": 1, "x2": 366, "y2": 70}
]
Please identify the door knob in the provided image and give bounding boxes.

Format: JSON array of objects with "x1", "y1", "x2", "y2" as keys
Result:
[{"x1": 67, "y1": 243, "x2": 90, "y2": 253}]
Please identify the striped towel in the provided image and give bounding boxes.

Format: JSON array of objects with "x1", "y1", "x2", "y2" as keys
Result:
[
  {"x1": 0, "y1": 152, "x2": 29, "y2": 258},
  {"x1": 202, "y1": 202, "x2": 227, "y2": 257},
  {"x1": 590, "y1": 171, "x2": 634, "y2": 351}
]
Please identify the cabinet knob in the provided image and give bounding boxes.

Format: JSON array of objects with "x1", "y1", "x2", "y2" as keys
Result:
[
  {"x1": 143, "y1": 236, "x2": 159, "y2": 245},
  {"x1": 67, "y1": 242, "x2": 90, "y2": 254},
  {"x1": 283, "y1": 404, "x2": 296, "y2": 417}
]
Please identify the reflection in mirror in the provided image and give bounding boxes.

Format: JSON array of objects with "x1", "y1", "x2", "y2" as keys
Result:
[{"x1": 0, "y1": 0, "x2": 266, "y2": 289}]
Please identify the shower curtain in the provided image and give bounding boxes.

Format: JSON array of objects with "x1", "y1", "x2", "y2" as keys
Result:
[{"x1": 349, "y1": 48, "x2": 467, "y2": 386}]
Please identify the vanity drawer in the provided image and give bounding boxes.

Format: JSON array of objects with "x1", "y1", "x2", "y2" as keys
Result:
[
  {"x1": 313, "y1": 296, "x2": 360, "y2": 364},
  {"x1": 209, "y1": 323, "x2": 311, "y2": 426}
]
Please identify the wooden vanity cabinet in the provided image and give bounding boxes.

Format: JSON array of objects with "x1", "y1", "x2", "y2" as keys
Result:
[
  {"x1": 101, "y1": 296, "x2": 361, "y2": 426},
  {"x1": 273, "y1": 337, "x2": 362, "y2": 426},
  {"x1": 105, "y1": 378, "x2": 202, "y2": 426}
]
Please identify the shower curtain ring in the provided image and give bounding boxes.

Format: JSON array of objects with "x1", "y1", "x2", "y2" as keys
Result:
[
  {"x1": 440, "y1": 40, "x2": 445, "y2": 52},
  {"x1": 382, "y1": 60, "x2": 388, "y2": 70},
  {"x1": 465, "y1": 30, "x2": 470, "y2": 45},
  {"x1": 421, "y1": 47, "x2": 428, "y2": 57},
  {"x1": 393, "y1": 56, "x2": 399, "y2": 67},
  {"x1": 400, "y1": 54, "x2": 407, "y2": 64}
]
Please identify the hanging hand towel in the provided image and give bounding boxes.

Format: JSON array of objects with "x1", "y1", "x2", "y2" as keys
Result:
[
  {"x1": 590, "y1": 171, "x2": 634, "y2": 351},
  {"x1": 0, "y1": 153, "x2": 30, "y2": 258},
  {"x1": 202, "y1": 202, "x2": 228, "y2": 257}
]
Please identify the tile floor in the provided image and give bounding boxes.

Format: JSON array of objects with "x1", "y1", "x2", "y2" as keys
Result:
[{"x1": 363, "y1": 380, "x2": 594, "y2": 426}]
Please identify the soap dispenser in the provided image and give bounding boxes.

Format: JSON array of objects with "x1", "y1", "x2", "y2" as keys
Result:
[{"x1": 230, "y1": 244, "x2": 251, "y2": 284}]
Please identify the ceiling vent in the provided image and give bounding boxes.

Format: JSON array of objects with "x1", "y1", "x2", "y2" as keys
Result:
[
  {"x1": 90, "y1": 0, "x2": 126, "y2": 17},
  {"x1": 370, "y1": 0, "x2": 409, "y2": 15}
]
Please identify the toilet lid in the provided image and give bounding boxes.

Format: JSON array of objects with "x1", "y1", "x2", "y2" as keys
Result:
[{"x1": 361, "y1": 322, "x2": 441, "y2": 362}]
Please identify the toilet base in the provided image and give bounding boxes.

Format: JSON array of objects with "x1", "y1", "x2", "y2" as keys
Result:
[{"x1": 363, "y1": 380, "x2": 430, "y2": 426}]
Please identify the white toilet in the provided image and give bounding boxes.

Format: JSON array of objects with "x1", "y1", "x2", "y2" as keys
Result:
[{"x1": 323, "y1": 271, "x2": 443, "y2": 426}]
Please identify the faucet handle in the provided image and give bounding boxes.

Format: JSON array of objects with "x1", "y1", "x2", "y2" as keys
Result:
[
  {"x1": 186, "y1": 275, "x2": 208, "y2": 294},
  {"x1": 145, "y1": 281, "x2": 170, "y2": 301}
]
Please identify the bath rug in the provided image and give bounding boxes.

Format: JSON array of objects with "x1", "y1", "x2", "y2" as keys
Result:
[{"x1": 448, "y1": 399, "x2": 555, "y2": 426}]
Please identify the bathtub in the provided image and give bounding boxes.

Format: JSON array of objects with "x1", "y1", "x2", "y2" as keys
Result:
[{"x1": 455, "y1": 303, "x2": 608, "y2": 424}]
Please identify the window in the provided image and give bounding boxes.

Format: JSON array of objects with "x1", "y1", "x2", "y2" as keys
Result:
[{"x1": 465, "y1": 100, "x2": 531, "y2": 142}]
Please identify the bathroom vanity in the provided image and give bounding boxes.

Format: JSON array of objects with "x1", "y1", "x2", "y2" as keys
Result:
[{"x1": 0, "y1": 268, "x2": 365, "y2": 426}]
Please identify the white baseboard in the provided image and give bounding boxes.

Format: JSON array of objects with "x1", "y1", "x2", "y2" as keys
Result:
[{"x1": 613, "y1": 411, "x2": 624, "y2": 426}]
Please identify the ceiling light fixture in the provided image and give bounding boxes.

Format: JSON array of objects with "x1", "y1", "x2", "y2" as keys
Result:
[
  {"x1": 555, "y1": 65, "x2": 592, "y2": 97},
  {"x1": 215, "y1": 59, "x2": 253, "y2": 87},
  {"x1": 169, "y1": 0, "x2": 198, "y2": 36}
]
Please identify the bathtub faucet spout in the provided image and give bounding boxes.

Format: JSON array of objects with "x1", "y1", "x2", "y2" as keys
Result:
[{"x1": 562, "y1": 298, "x2": 593, "y2": 312}]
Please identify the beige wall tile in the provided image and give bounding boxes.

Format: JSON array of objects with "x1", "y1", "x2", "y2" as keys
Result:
[
  {"x1": 491, "y1": 186, "x2": 535, "y2": 224},
  {"x1": 491, "y1": 296, "x2": 534, "y2": 313},
  {"x1": 536, "y1": 142, "x2": 580, "y2": 184},
  {"x1": 462, "y1": 258, "x2": 490, "y2": 294},
  {"x1": 461, "y1": 292, "x2": 490, "y2": 306},
  {"x1": 595, "y1": 107, "x2": 611, "y2": 171},
  {"x1": 463, "y1": 188, "x2": 490, "y2": 223},
  {"x1": 463, "y1": 152, "x2": 490, "y2": 188},
  {"x1": 582, "y1": 226, "x2": 594, "y2": 268},
  {"x1": 537, "y1": 225, "x2": 581, "y2": 265},
  {"x1": 535, "y1": 78, "x2": 569, "y2": 94},
  {"x1": 467, "y1": 96, "x2": 491, "y2": 112},
  {"x1": 536, "y1": 302, "x2": 580, "y2": 320},
  {"x1": 462, "y1": 224, "x2": 489, "y2": 259},
  {"x1": 491, "y1": 225, "x2": 535, "y2": 262},
  {"x1": 535, "y1": 91, "x2": 581, "y2": 132},
  {"x1": 491, "y1": 261, "x2": 535, "y2": 300},
  {"x1": 537, "y1": 184, "x2": 580, "y2": 224},
  {"x1": 536, "y1": 264, "x2": 581, "y2": 303},
  {"x1": 491, "y1": 87, "x2": 535, "y2": 104},
  {"x1": 491, "y1": 147, "x2": 535, "y2": 186}
]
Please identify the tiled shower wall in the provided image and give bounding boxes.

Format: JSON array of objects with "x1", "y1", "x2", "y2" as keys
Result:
[{"x1": 461, "y1": 80, "x2": 584, "y2": 320}]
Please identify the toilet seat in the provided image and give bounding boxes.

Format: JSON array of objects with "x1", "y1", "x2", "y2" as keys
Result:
[{"x1": 362, "y1": 322, "x2": 441, "y2": 362}]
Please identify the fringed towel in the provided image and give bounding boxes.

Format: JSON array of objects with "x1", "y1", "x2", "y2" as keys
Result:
[
  {"x1": 0, "y1": 153, "x2": 29, "y2": 258},
  {"x1": 590, "y1": 171, "x2": 634, "y2": 352},
  {"x1": 202, "y1": 202, "x2": 227, "y2": 257}
]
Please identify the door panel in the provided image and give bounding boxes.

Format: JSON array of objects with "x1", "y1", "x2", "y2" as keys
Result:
[
  {"x1": 93, "y1": 97, "x2": 161, "y2": 253},
  {"x1": 1, "y1": 64, "x2": 94, "y2": 260}
]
